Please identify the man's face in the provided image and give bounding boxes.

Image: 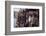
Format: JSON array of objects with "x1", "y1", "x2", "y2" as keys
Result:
[{"x1": 26, "y1": 11, "x2": 39, "y2": 27}]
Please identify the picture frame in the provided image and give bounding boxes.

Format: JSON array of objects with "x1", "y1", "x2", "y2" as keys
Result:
[{"x1": 5, "y1": 1, "x2": 45, "y2": 35}]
